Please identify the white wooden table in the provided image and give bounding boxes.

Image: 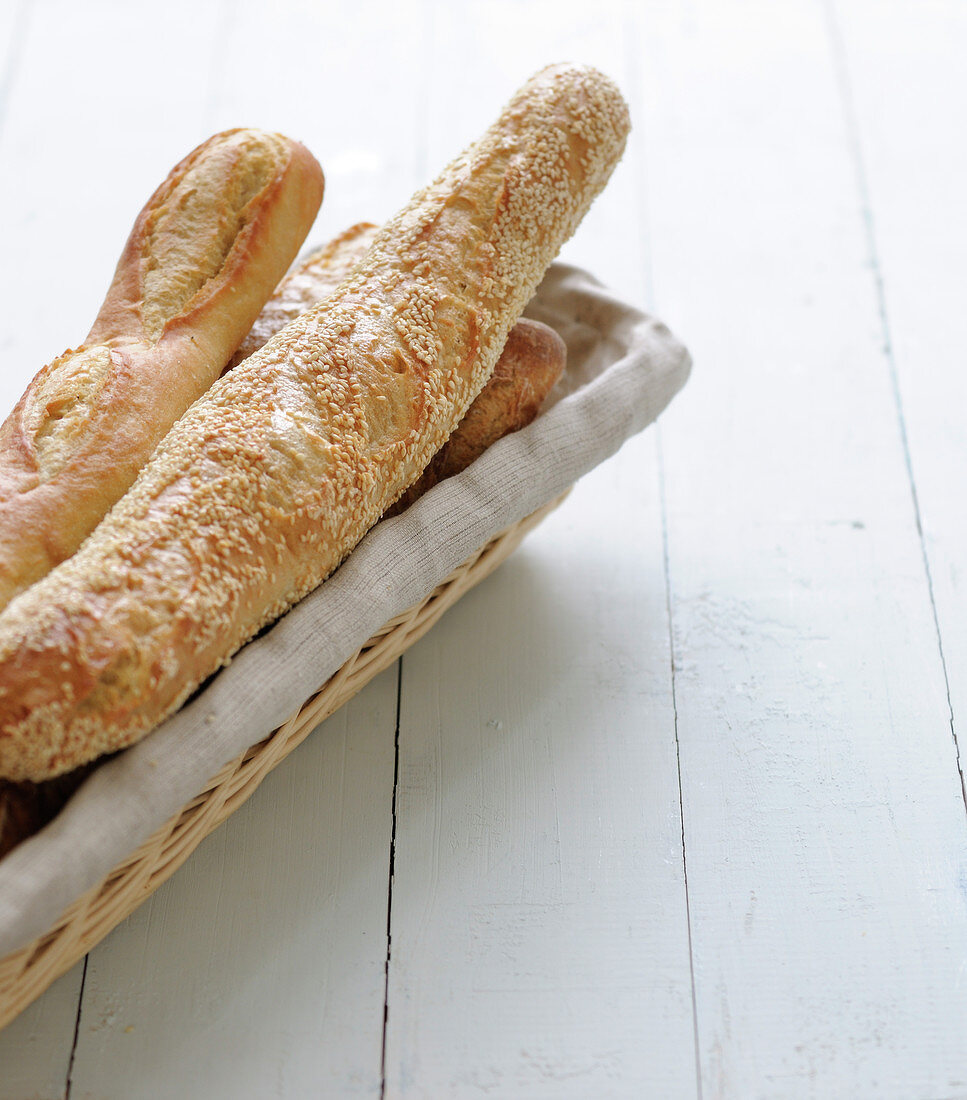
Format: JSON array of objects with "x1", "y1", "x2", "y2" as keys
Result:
[{"x1": 1, "y1": 1, "x2": 965, "y2": 1096}]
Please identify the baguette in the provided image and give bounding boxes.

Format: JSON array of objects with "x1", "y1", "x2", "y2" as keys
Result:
[
  {"x1": 233, "y1": 219, "x2": 567, "y2": 512},
  {"x1": 0, "y1": 62, "x2": 630, "y2": 781},
  {"x1": 0, "y1": 129, "x2": 324, "y2": 611}
]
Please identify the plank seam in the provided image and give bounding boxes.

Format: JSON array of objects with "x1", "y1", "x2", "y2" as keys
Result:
[
  {"x1": 658, "y1": 424, "x2": 704, "y2": 1100},
  {"x1": 62, "y1": 954, "x2": 88, "y2": 1100},
  {"x1": 632, "y1": 3, "x2": 703, "y2": 1086},
  {"x1": 821, "y1": 0, "x2": 967, "y2": 817},
  {"x1": 379, "y1": 658, "x2": 403, "y2": 1099}
]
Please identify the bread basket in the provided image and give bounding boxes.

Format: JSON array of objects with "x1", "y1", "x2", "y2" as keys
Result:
[{"x1": 0, "y1": 264, "x2": 691, "y2": 1028}]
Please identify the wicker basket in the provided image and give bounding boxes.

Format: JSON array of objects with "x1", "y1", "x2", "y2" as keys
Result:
[{"x1": 0, "y1": 492, "x2": 567, "y2": 1030}]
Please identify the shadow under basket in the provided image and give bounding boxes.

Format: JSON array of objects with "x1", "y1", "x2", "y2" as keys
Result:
[{"x1": 0, "y1": 490, "x2": 569, "y2": 1030}]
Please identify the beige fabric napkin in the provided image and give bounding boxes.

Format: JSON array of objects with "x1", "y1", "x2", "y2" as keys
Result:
[{"x1": 0, "y1": 263, "x2": 691, "y2": 959}]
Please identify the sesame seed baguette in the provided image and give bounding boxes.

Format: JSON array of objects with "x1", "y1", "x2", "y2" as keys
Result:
[
  {"x1": 0, "y1": 129, "x2": 325, "y2": 613},
  {"x1": 0, "y1": 62, "x2": 630, "y2": 781},
  {"x1": 232, "y1": 219, "x2": 567, "y2": 512}
]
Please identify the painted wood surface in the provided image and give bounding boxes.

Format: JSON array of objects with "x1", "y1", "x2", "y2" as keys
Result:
[
  {"x1": 832, "y1": 0, "x2": 967, "y2": 809},
  {"x1": 70, "y1": 668, "x2": 400, "y2": 1099},
  {"x1": 639, "y1": 2, "x2": 967, "y2": 1095},
  {"x1": 1, "y1": 1, "x2": 966, "y2": 1097}
]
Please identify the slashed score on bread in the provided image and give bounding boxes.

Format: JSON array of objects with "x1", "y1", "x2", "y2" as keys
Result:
[
  {"x1": 0, "y1": 130, "x2": 324, "y2": 612},
  {"x1": 0, "y1": 62, "x2": 631, "y2": 782}
]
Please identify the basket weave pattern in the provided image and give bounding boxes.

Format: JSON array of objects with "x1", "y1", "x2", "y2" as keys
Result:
[{"x1": 0, "y1": 493, "x2": 566, "y2": 1030}]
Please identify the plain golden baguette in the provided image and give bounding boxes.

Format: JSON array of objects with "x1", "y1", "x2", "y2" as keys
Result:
[
  {"x1": 0, "y1": 129, "x2": 324, "y2": 612},
  {"x1": 0, "y1": 62, "x2": 630, "y2": 781},
  {"x1": 233, "y1": 219, "x2": 567, "y2": 512}
]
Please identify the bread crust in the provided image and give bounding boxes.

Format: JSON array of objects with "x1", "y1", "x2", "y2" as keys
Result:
[
  {"x1": 0, "y1": 130, "x2": 324, "y2": 611},
  {"x1": 385, "y1": 317, "x2": 566, "y2": 516},
  {"x1": 0, "y1": 63, "x2": 629, "y2": 781},
  {"x1": 229, "y1": 222, "x2": 380, "y2": 368},
  {"x1": 233, "y1": 220, "x2": 567, "y2": 514}
]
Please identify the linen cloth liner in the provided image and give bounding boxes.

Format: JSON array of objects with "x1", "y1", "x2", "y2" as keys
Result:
[{"x1": 0, "y1": 263, "x2": 691, "y2": 959}]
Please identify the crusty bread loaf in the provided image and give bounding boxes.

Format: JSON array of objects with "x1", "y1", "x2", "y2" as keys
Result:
[
  {"x1": 0, "y1": 129, "x2": 324, "y2": 612},
  {"x1": 233, "y1": 219, "x2": 567, "y2": 513},
  {"x1": 0, "y1": 63, "x2": 630, "y2": 781}
]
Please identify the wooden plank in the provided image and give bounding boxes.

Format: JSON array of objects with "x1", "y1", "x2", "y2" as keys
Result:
[
  {"x1": 67, "y1": 667, "x2": 398, "y2": 1098},
  {"x1": 203, "y1": 0, "x2": 432, "y2": 239},
  {"x1": 0, "y1": 963, "x2": 86, "y2": 1100},
  {"x1": 382, "y1": 7, "x2": 697, "y2": 1094},
  {"x1": 829, "y1": 0, "x2": 967, "y2": 809},
  {"x1": 636, "y1": 0, "x2": 967, "y2": 1095},
  {"x1": 386, "y1": 443, "x2": 696, "y2": 1098}
]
